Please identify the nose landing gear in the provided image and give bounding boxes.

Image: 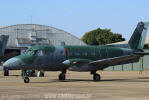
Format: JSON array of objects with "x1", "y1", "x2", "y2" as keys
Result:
[
  {"x1": 24, "y1": 77, "x2": 30, "y2": 83},
  {"x1": 22, "y1": 70, "x2": 30, "y2": 83}
]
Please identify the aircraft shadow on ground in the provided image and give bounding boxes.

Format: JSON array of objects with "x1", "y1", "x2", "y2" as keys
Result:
[
  {"x1": 99, "y1": 78, "x2": 149, "y2": 82},
  {"x1": 30, "y1": 77, "x2": 149, "y2": 83},
  {"x1": 1, "y1": 75, "x2": 149, "y2": 83},
  {"x1": 31, "y1": 79, "x2": 93, "y2": 83},
  {"x1": 136, "y1": 77, "x2": 149, "y2": 79},
  {"x1": 0, "y1": 75, "x2": 19, "y2": 78}
]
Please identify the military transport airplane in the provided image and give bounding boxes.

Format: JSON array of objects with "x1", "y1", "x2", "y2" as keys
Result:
[{"x1": 2, "y1": 22, "x2": 149, "y2": 83}]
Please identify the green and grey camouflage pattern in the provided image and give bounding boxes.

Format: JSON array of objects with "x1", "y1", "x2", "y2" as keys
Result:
[{"x1": 2, "y1": 22, "x2": 149, "y2": 82}]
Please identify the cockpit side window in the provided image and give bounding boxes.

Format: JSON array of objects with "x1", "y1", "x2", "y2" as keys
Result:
[{"x1": 34, "y1": 50, "x2": 44, "y2": 56}]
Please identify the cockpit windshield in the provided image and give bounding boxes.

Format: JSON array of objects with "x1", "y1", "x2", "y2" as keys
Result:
[
  {"x1": 25, "y1": 49, "x2": 44, "y2": 56},
  {"x1": 25, "y1": 49, "x2": 34, "y2": 55}
]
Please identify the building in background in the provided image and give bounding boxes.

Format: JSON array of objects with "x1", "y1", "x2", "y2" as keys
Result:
[
  {"x1": 0, "y1": 24, "x2": 86, "y2": 48},
  {"x1": 0, "y1": 24, "x2": 86, "y2": 62}
]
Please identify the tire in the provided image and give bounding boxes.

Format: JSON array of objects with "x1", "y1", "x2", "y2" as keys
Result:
[
  {"x1": 41, "y1": 72, "x2": 44, "y2": 77},
  {"x1": 24, "y1": 77, "x2": 30, "y2": 83},
  {"x1": 37, "y1": 71, "x2": 44, "y2": 77},
  {"x1": 31, "y1": 70, "x2": 36, "y2": 76},
  {"x1": 93, "y1": 74, "x2": 101, "y2": 81},
  {"x1": 59, "y1": 73, "x2": 66, "y2": 80}
]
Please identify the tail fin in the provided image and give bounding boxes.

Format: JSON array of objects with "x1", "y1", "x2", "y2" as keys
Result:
[
  {"x1": 128, "y1": 22, "x2": 149, "y2": 50},
  {"x1": 0, "y1": 35, "x2": 9, "y2": 56}
]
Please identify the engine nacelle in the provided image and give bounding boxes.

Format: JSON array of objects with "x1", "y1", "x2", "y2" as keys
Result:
[{"x1": 62, "y1": 59, "x2": 92, "y2": 71}]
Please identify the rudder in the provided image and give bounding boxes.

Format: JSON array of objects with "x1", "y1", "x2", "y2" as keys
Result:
[{"x1": 128, "y1": 22, "x2": 149, "y2": 51}]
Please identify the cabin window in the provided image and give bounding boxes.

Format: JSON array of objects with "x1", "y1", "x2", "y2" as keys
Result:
[
  {"x1": 82, "y1": 52, "x2": 88, "y2": 56},
  {"x1": 91, "y1": 52, "x2": 95, "y2": 56},
  {"x1": 69, "y1": 52, "x2": 72, "y2": 56},
  {"x1": 75, "y1": 52, "x2": 80, "y2": 56},
  {"x1": 76, "y1": 52, "x2": 80, "y2": 56}
]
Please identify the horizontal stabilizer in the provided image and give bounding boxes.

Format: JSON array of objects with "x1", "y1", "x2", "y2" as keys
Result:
[{"x1": 134, "y1": 52, "x2": 149, "y2": 55}]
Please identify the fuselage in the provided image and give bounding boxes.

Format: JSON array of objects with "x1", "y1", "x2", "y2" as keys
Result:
[{"x1": 3, "y1": 44, "x2": 137, "y2": 71}]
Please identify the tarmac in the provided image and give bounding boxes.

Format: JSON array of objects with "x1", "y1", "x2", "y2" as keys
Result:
[{"x1": 0, "y1": 71, "x2": 149, "y2": 100}]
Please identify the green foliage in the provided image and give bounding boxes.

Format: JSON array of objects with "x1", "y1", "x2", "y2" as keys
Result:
[{"x1": 81, "y1": 28, "x2": 125, "y2": 45}]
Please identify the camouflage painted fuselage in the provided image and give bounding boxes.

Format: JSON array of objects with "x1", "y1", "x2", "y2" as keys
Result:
[
  {"x1": 3, "y1": 44, "x2": 137, "y2": 71},
  {"x1": 3, "y1": 22, "x2": 149, "y2": 72}
]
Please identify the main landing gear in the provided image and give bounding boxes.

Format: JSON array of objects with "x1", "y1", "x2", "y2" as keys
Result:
[
  {"x1": 59, "y1": 70, "x2": 66, "y2": 80},
  {"x1": 37, "y1": 71, "x2": 44, "y2": 77},
  {"x1": 91, "y1": 71, "x2": 101, "y2": 81}
]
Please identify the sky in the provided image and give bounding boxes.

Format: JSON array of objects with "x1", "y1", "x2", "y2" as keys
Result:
[{"x1": 0, "y1": 0, "x2": 149, "y2": 40}]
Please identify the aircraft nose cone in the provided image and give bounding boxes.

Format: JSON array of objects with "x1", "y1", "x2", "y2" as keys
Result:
[{"x1": 3, "y1": 58, "x2": 23, "y2": 70}]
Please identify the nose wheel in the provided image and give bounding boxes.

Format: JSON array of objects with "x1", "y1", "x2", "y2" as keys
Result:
[
  {"x1": 22, "y1": 70, "x2": 30, "y2": 83},
  {"x1": 24, "y1": 77, "x2": 30, "y2": 83}
]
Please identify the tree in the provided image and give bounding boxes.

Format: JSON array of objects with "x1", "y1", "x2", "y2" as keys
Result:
[{"x1": 81, "y1": 28, "x2": 125, "y2": 45}]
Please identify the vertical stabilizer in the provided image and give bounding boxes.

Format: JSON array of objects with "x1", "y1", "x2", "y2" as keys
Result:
[{"x1": 128, "y1": 22, "x2": 149, "y2": 50}]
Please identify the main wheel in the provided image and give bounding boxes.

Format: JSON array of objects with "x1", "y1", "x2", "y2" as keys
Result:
[
  {"x1": 37, "y1": 71, "x2": 44, "y2": 77},
  {"x1": 24, "y1": 77, "x2": 30, "y2": 83},
  {"x1": 40, "y1": 72, "x2": 44, "y2": 77},
  {"x1": 4, "y1": 69, "x2": 9, "y2": 76},
  {"x1": 31, "y1": 70, "x2": 36, "y2": 76},
  {"x1": 93, "y1": 74, "x2": 101, "y2": 81},
  {"x1": 59, "y1": 73, "x2": 66, "y2": 80}
]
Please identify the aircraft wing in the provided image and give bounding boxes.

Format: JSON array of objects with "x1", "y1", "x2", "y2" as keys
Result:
[
  {"x1": 89, "y1": 55, "x2": 140, "y2": 70},
  {"x1": 63, "y1": 55, "x2": 141, "y2": 71}
]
